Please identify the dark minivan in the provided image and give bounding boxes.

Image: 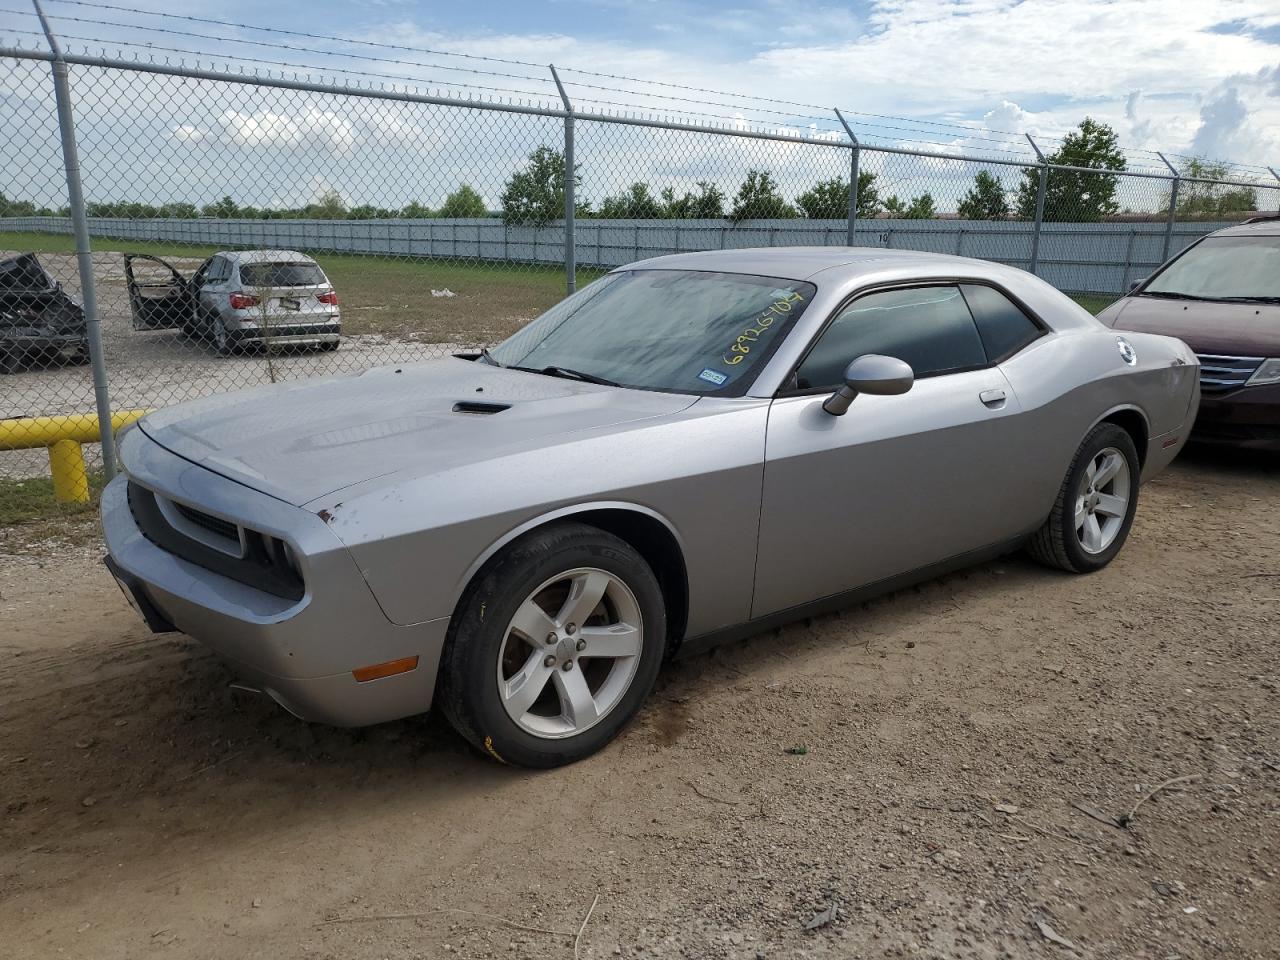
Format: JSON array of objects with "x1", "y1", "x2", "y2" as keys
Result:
[{"x1": 1098, "y1": 217, "x2": 1280, "y2": 450}]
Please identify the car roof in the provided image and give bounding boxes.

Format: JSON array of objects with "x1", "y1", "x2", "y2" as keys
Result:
[
  {"x1": 1207, "y1": 217, "x2": 1280, "y2": 238},
  {"x1": 219, "y1": 250, "x2": 319, "y2": 264},
  {"x1": 624, "y1": 245, "x2": 1026, "y2": 283}
]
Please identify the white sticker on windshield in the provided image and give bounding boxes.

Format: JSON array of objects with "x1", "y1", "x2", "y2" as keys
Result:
[{"x1": 698, "y1": 367, "x2": 728, "y2": 386}]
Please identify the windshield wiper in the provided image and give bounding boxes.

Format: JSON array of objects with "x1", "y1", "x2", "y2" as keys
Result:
[
  {"x1": 478, "y1": 346, "x2": 503, "y2": 367},
  {"x1": 1215, "y1": 295, "x2": 1280, "y2": 304},
  {"x1": 1137, "y1": 291, "x2": 1212, "y2": 301},
  {"x1": 512, "y1": 364, "x2": 620, "y2": 387}
]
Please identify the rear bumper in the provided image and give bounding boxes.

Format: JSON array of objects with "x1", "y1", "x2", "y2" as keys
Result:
[
  {"x1": 227, "y1": 315, "x2": 340, "y2": 347},
  {"x1": 2, "y1": 332, "x2": 87, "y2": 352},
  {"x1": 1193, "y1": 383, "x2": 1280, "y2": 451},
  {"x1": 100, "y1": 432, "x2": 449, "y2": 727}
]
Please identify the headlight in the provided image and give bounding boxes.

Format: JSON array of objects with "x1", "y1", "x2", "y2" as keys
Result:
[{"x1": 1246, "y1": 358, "x2": 1280, "y2": 386}]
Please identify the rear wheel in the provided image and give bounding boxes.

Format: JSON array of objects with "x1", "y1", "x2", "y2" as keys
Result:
[
  {"x1": 0, "y1": 346, "x2": 20, "y2": 375},
  {"x1": 212, "y1": 318, "x2": 234, "y2": 356},
  {"x1": 439, "y1": 522, "x2": 666, "y2": 768},
  {"x1": 1028, "y1": 422, "x2": 1140, "y2": 573}
]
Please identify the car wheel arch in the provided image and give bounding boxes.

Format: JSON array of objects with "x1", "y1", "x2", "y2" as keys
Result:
[
  {"x1": 450, "y1": 502, "x2": 689, "y2": 657},
  {"x1": 1092, "y1": 404, "x2": 1149, "y2": 471}
]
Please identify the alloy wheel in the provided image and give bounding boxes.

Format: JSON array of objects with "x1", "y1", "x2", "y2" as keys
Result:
[
  {"x1": 496, "y1": 567, "x2": 643, "y2": 739},
  {"x1": 1074, "y1": 446, "x2": 1131, "y2": 555}
]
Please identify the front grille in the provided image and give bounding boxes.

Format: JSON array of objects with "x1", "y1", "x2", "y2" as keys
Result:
[
  {"x1": 173, "y1": 501, "x2": 238, "y2": 541},
  {"x1": 1196, "y1": 354, "x2": 1263, "y2": 394}
]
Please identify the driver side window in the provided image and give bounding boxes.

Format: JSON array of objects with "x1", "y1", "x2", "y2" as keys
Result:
[{"x1": 794, "y1": 285, "x2": 987, "y2": 389}]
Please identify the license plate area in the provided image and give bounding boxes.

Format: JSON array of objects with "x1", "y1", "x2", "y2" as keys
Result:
[{"x1": 280, "y1": 297, "x2": 301, "y2": 311}]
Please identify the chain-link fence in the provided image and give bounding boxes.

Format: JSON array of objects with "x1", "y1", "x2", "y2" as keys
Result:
[{"x1": 2, "y1": 42, "x2": 1278, "y2": 522}]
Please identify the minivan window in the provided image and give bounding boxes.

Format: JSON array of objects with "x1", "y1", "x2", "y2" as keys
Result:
[
  {"x1": 795, "y1": 285, "x2": 986, "y2": 389},
  {"x1": 1144, "y1": 236, "x2": 1280, "y2": 301},
  {"x1": 490, "y1": 269, "x2": 816, "y2": 396},
  {"x1": 239, "y1": 262, "x2": 327, "y2": 287}
]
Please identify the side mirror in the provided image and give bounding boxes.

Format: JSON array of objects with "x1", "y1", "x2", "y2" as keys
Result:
[
  {"x1": 822, "y1": 354, "x2": 914, "y2": 416},
  {"x1": 1128, "y1": 279, "x2": 1144, "y2": 293}
]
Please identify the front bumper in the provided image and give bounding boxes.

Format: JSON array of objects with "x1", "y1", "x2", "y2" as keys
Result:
[
  {"x1": 101, "y1": 429, "x2": 448, "y2": 727},
  {"x1": 1193, "y1": 382, "x2": 1280, "y2": 451}
]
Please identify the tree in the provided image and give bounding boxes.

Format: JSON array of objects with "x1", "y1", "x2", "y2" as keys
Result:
[
  {"x1": 501, "y1": 146, "x2": 577, "y2": 226},
  {"x1": 438, "y1": 184, "x2": 488, "y2": 218},
  {"x1": 598, "y1": 182, "x2": 665, "y2": 219},
  {"x1": 905, "y1": 193, "x2": 936, "y2": 219},
  {"x1": 1169, "y1": 158, "x2": 1258, "y2": 219},
  {"x1": 728, "y1": 170, "x2": 796, "y2": 222},
  {"x1": 1016, "y1": 118, "x2": 1125, "y2": 223},
  {"x1": 957, "y1": 170, "x2": 1009, "y2": 220},
  {"x1": 307, "y1": 189, "x2": 347, "y2": 220},
  {"x1": 401, "y1": 201, "x2": 433, "y2": 218},
  {"x1": 661, "y1": 182, "x2": 726, "y2": 219},
  {"x1": 202, "y1": 196, "x2": 239, "y2": 218},
  {"x1": 882, "y1": 193, "x2": 935, "y2": 219},
  {"x1": 795, "y1": 172, "x2": 881, "y2": 219}
]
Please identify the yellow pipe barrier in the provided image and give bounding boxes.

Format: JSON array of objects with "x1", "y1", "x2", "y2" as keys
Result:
[{"x1": 0, "y1": 410, "x2": 150, "y2": 504}]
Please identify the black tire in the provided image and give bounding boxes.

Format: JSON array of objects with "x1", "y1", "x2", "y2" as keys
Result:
[
  {"x1": 212, "y1": 319, "x2": 235, "y2": 356},
  {"x1": 1028, "y1": 422, "x2": 1140, "y2": 573},
  {"x1": 439, "y1": 521, "x2": 667, "y2": 768}
]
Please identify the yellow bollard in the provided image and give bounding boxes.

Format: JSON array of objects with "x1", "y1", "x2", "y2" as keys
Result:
[{"x1": 49, "y1": 438, "x2": 90, "y2": 504}]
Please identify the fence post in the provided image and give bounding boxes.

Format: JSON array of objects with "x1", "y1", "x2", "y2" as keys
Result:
[
  {"x1": 1156, "y1": 151, "x2": 1179, "y2": 264},
  {"x1": 33, "y1": 0, "x2": 116, "y2": 478},
  {"x1": 1270, "y1": 167, "x2": 1280, "y2": 214},
  {"x1": 834, "y1": 108, "x2": 859, "y2": 246},
  {"x1": 1025, "y1": 134, "x2": 1047, "y2": 277},
  {"x1": 549, "y1": 64, "x2": 576, "y2": 295}
]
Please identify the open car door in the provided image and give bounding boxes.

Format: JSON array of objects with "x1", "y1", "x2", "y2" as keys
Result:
[{"x1": 125, "y1": 254, "x2": 192, "y2": 330}]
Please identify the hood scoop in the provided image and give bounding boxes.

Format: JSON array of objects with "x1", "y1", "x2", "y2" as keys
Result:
[{"x1": 452, "y1": 400, "x2": 511, "y2": 415}]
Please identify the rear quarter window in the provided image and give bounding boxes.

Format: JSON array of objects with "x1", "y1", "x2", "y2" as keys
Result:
[{"x1": 960, "y1": 284, "x2": 1042, "y2": 362}]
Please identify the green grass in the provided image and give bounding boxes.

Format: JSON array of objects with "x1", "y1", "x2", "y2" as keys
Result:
[
  {"x1": 1068, "y1": 293, "x2": 1118, "y2": 315},
  {"x1": 0, "y1": 471, "x2": 105, "y2": 527}
]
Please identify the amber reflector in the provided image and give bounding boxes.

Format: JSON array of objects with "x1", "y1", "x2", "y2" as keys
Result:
[{"x1": 352, "y1": 656, "x2": 419, "y2": 682}]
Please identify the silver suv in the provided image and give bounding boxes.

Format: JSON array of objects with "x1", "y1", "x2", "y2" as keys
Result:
[{"x1": 125, "y1": 249, "x2": 341, "y2": 354}]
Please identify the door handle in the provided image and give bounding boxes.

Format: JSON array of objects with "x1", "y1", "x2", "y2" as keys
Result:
[{"x1": 979, "y1": 388, "x2": 1007, "y2": 408}]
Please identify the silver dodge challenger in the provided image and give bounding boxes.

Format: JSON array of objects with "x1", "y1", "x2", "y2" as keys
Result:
[{"x1": 101, "y1": 248, "x2": 1200, "y2": 767}]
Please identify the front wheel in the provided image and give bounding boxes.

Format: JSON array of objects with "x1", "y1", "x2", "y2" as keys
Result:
[
  {"x1": 439, "y1": 522, "x2": 667, "y2": 768},
  {"x1": 1028, "y1": 422, "x2": 1140, "y2": 573}
]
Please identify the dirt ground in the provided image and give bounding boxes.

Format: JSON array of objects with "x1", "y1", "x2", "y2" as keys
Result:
[{"x1": 1, "y1": 446, "x2": 1278, "y2": 960}]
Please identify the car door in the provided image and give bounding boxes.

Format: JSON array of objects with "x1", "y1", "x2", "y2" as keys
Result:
[
  {"x1": 125, "y1": 254, "x2": 193, "y2": 331},
  {"x1": 194, "y1": 256, "x2": 227, "y2": 319},
  {"x1": 751, "y1": 283, "x2": 1029, "y2": 618}
]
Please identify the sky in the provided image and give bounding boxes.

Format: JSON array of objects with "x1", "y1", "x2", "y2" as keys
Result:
[{"x1": 2, "y1": 0, "x2": 1279, "y2": 210}]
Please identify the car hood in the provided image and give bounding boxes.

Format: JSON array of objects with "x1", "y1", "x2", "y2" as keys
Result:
[
  {"x1": 1100, "y1": 296, "x2": 1280, "y2": 356},
  {"x1": 138, "y1": 357, "x2": 699, "y2": 505}
]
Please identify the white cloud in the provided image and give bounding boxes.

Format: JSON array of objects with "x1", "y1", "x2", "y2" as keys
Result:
[
  {"x1": 220, "y1": 108, "x2": 358, "y2": 151},
  {"x1": 1188, "y1": 66, "x2": 1280, "y2": 170},
  {"x1": 171, "y1": 124, "x2": 205, "y2": 143},
  {"x1": 357, "y1": 0, "x2": 1280, "y2": 167}
]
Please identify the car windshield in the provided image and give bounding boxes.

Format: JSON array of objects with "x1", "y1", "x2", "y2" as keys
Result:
[
  {"x1": 489, "y1": 269, "x2": 816, "y2": 395},
  {"x1": 1144, "y1": 235, "x2": 1280, "y2": 300},
  {"x1": 238, "y1": 262, "x2": 327, "y2": 287}
]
